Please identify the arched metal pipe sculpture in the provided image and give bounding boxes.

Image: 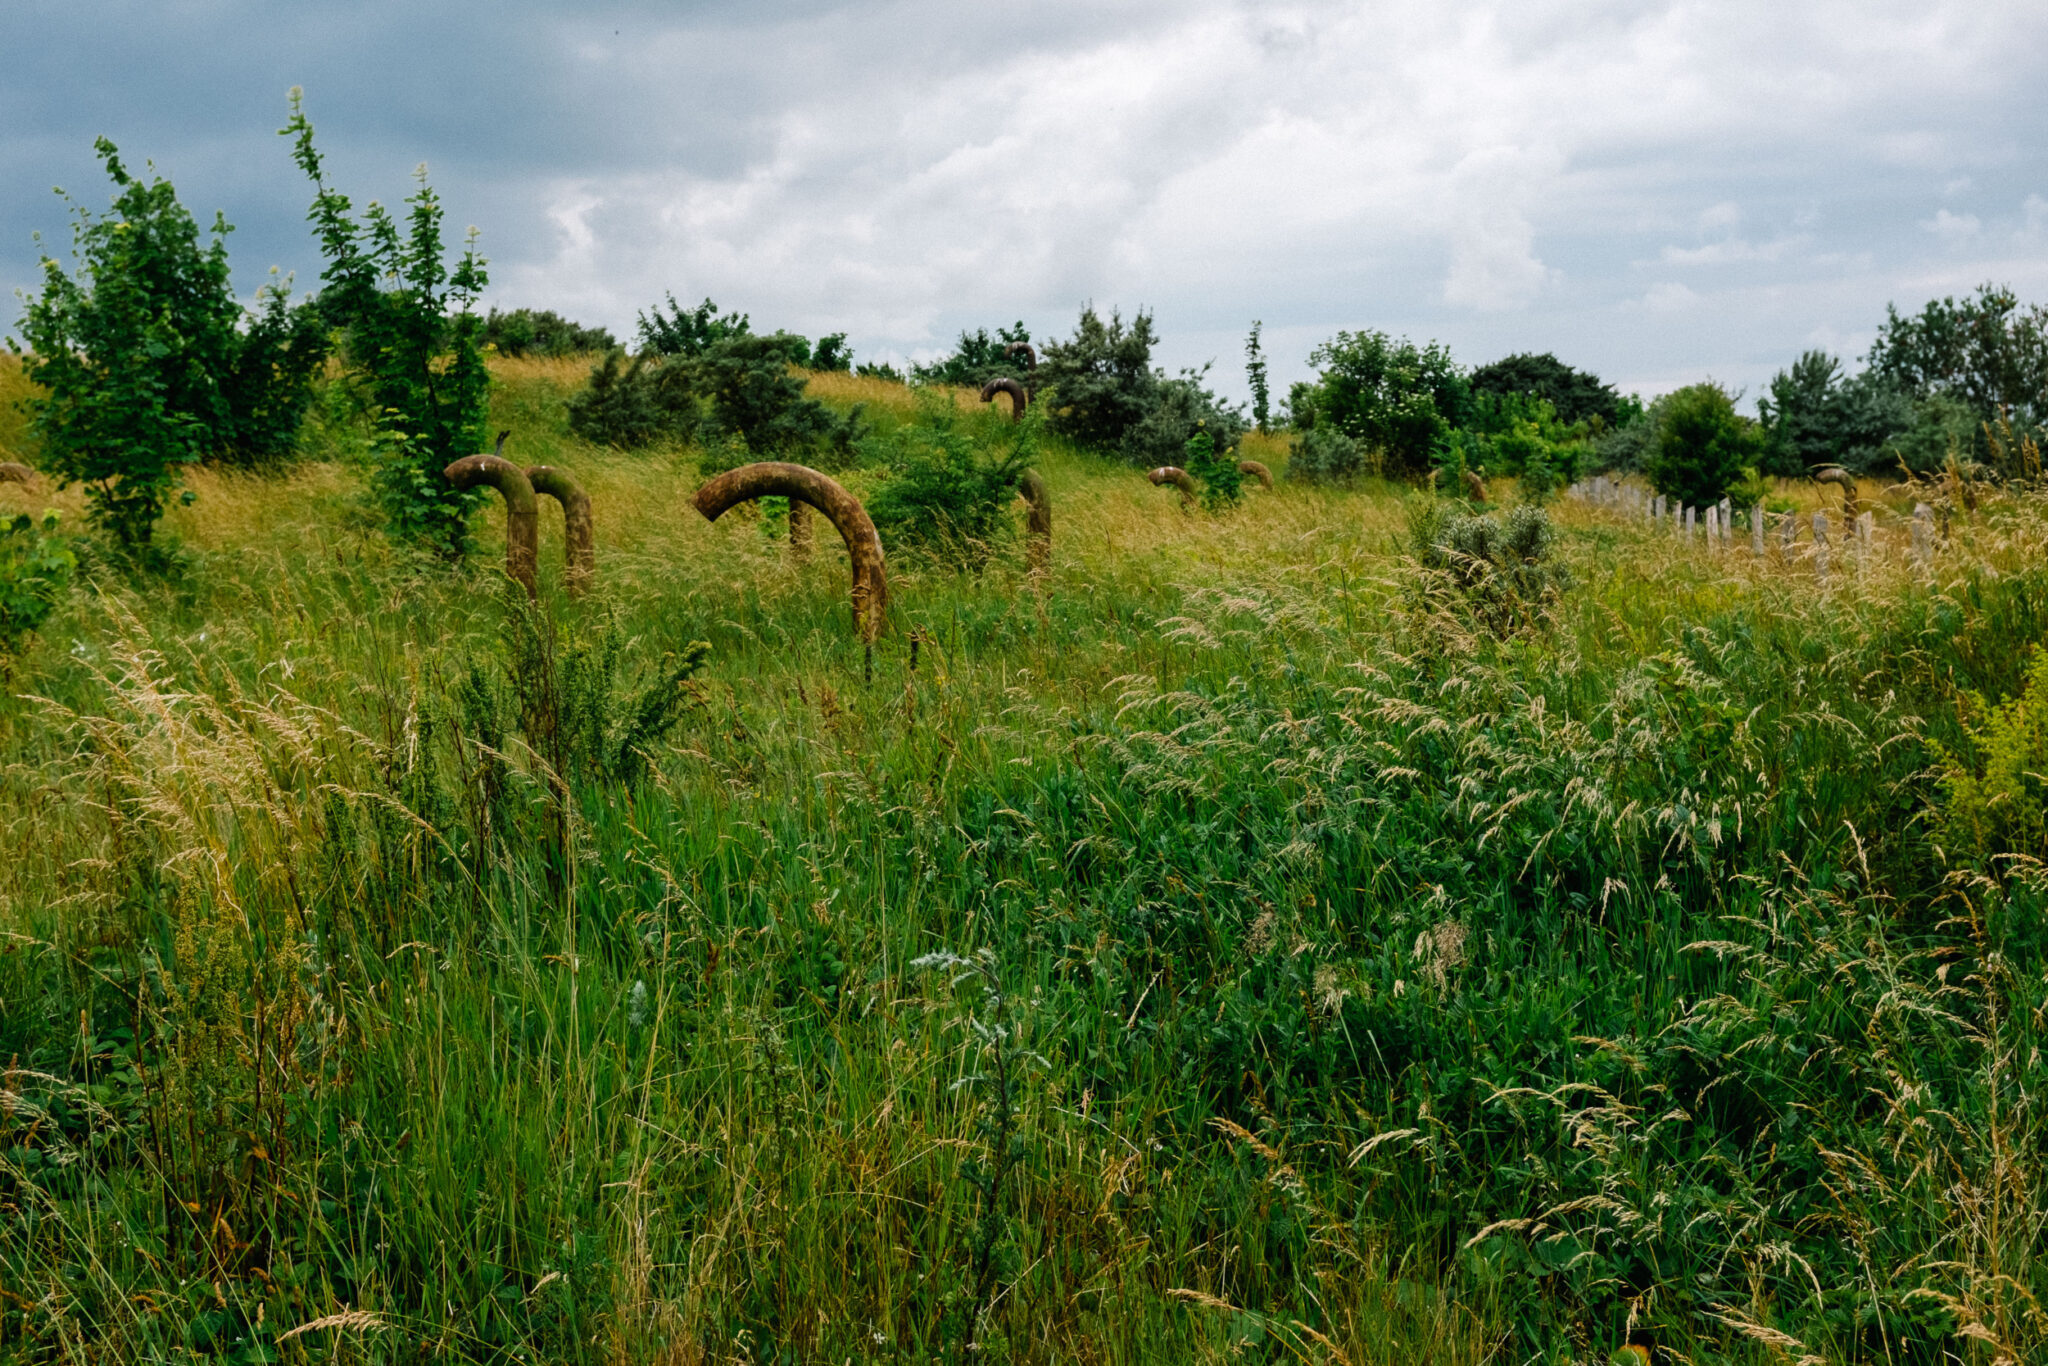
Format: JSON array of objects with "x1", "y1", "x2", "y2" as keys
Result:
[
  {"x1": 694, "y1": 462, "x2": 888, "y2": 641},
  {"x1": 1462, "y1": 469, "x2": 1489, "y2": 503},
  {"x1": 1238, "y1": 460, "x2": 1273, "y2": 489},
  {"x1": 1004, "y1": 341, "x2": 1037, "y2": 371},
  {"x1": 0, "y1": 462, "x2": 33, "y2": 486},
  {"x1": 1017, "y1": 469, "x2": 1051, "y2": 574},
  {"x1": 524, "y1": 465, "x2": 596, "y2": 597},
  {"x1": 1149, "y1": 465, "x2": 1197, "y2": 511},
  {"x1": 980, "y1": 377, "x2": 1028, "y2": 423},
  {"x1": 1813, "y1": 467, "x2": 1857, "y2": 519},
  {"x1": 444, "y1": 455, "x2": 539, "y2": 599}
]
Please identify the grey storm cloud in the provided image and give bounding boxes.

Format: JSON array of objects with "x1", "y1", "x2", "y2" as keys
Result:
[{"x1": 5, "y1": 0, "x2": 2047, "y2": 406}]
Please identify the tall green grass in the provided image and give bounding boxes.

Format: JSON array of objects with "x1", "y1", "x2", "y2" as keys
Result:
[{"x1": 2, "y1": 356, "x2": 2044, "y2": 1364}]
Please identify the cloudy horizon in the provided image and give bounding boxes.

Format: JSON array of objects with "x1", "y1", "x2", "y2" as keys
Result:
[{"x1": 6, "y1": 0, "x2": 2045, "y2": 411}]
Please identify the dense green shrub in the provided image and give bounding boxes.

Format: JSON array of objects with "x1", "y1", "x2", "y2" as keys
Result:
[
  {"x1": 286, "y1": 91, "x2": 490, "y2": 555},
  {"x1": 1469, "y1": 351, "x2": 1624, "y2": 428},
  {"x1": 14, "y1": 139, "x2": 328, "y2": 545},
  {"x1": 1116, "y1": 369, "x2": 1246, "y2": 471},
  {"x1": 698, "y1": 335, "x2": 863, "y2": 466},
  {"x1": 912, "y1": 323, "x2": 1031, "y2": 388},
  {"x1": 482, "y1": 307, "x2": 617, "y2": 357},
  {"x1": 1037, "y1": 307, "x2": 1159, "y2": 450},
  {"x1": 1294, "y1": 330, "x2": 1469, "y2": 477},
  {"x1": 1287, "y1": 425, "x2": 1368, "y2": 483},
  {"x1": 1940, "y1": 645, "x2": 2048, "y2": 862},
  {"x1": 1180, "y1": 425, "x2": 1241, "y2": 511},
  {"x1": 0, "y1": 512, "x2": 75, "y2": 663},
  {"x1": 637, "y1": 294, "x2": 750, "y2": 357},
  {"x1": 1642, "y1": 382, "x2": 1763, "y2": 508},
  {"x1": 1408, "y1": 498, "x2": 1567, "y2": 634},
  {"x1": 565, "y1": 349, "x2": 698, "y2": 448},
  {"x1": 864, "y1": 398, "x2": 1034, "y2": 566}
]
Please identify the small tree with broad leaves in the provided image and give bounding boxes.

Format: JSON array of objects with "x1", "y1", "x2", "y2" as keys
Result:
[{"x1": 283, "y1": 88, "x2": 491, "y2": 556}]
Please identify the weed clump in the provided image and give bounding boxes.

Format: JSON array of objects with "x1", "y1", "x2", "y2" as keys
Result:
[{"x1": 1408, "y1": 498, "x2": 1567, "y2": 633}]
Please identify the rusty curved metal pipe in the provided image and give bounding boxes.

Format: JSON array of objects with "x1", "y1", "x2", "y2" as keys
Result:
[
  {"x1": 1462, "y1": 469, "x2": 1489, "y2": 503},
  {"x1": 979, "y1": 377, "x2": 1028, "y2": 423},
  {"x1": 694, "y1": 462, "x2": 888, "y2": 640},
  {"x1": 1004, "y1": 341, "x2": 1037, "y2": 371},
  {"x1": 1017, "y1": 469, "x2": 1051, "y2": 574},
  {"x1": 1149, "y1": 465, "x2": 1197, "y2": 511},
  {"x1": 445, "y1": 455, "x2": 539, "y2": 599},
  {"x1": 1813, "y1": 467, "x2": 1857, "y2": 519},
  {"x1": 1238, "y1": 460, "x2": 1273, "y2": 489},
  {"x1": 0, "y1": 462, "x2": 33, "y2": 486},
  {"x1": 524, "y1": 465, "x2": 595, "y2": 597}
]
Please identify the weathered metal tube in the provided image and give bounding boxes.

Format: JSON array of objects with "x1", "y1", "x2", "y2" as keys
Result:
[
  {"x1": 1017, "y1": 468, "x2": 1051, "y2": 574},
  {"x1": 979, "y1": 377, "x2": 1028, "y2": 422},
  {"x1": 1813, "y1": 467, "x2": 1857, "y2": 519},
  {"x1": 694, "y1": 462, "x2": 888, "y2": 640},
  {"x1": 1149, "y1": 465, "x2": 1197, "y2": 510},
  {"x1": 787, "y1": 498, "x2": 813, "y2": 565},
  {"x1": 1238, "y1": 460, "x2": 1273, "y2": 489},
  {"x1": 524, "y1": 465, "x2": 595, "y2": 597},
  {"x1": 445, "y1": 455, "x2": 539, "y2": 599},
  {"x1": 1462, "y1": 469, "x2": 1489, "y2": 503},
  {"x1": 1004, "y1": 341, "x2": 1037, "y2": 371},
  {"x1": 0, "y1": 462, "x2": 33, "y2": 486}
]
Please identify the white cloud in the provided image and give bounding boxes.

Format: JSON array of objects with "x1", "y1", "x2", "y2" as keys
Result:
[
  {"x1": 4, "y1": 0, "x2": 2047, "y2": 404},
  {"x1": 1923, "y1": 208, "x2": 1982, "y2": 241},
  {"x1": 1641, "y1": 281, "x2": 1702, "y2": 312}
]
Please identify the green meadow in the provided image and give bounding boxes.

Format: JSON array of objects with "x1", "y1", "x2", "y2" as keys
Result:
[{"x1": 2, "y1": 353, "x2": 2045, "y2": 1364}]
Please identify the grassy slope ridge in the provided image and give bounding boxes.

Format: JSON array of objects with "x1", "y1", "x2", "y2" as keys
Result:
[{"x1": 1, "y1": 354, "x2": 2045, "y2": 1364}]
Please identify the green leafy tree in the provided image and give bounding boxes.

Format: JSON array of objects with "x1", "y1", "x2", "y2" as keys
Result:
[
  {"x1": 637, "y1": 294, "x2": 751, "y2": 357},
  {"x1": 1469, "y1": 352, "x2": 1623, "y2": 428},
  {"x1": 1298, "y1": 330, "x2": 1469, "y2": 476},
  {"x1": 1244, "y1": 320, "x2": 1271, "y2": 434},
  {"x1": 1037, "y1": 307, "x2": 1160, "y2": 450},
  {"x1": 1755, "y1": 350, "x2": 1915, "y2": 476},
  {"x1": 1642, "y1": 382, "x2": 1763, "y2": 507},
  {"x1": 284, "y1": 89, "x2": 491, "y2": 555},
  {"x1": 14, "y1": 139, "x2": 327, "y2": 544},
  {"x1": 1867, "y1": 282, "x2": 2048, "y2": 424}
]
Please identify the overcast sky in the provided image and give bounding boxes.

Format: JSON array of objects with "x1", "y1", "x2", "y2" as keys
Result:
[{"x1": 5, "y1": 0, "x2": 2046, "y2": 409}]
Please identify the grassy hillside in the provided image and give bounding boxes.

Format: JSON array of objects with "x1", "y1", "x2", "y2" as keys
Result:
[{"x1": 2, "y1": 356, "x2": 2045, "y2": 1364}]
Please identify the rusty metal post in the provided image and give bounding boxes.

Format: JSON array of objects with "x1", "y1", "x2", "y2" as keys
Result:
[
  {"x1": 524, "y1": 465, "x2": 595, "y2": 597},
  {"x1": 979, "y1": 377, "x2": 1028, "y2": 423},
  {"x1": 1148, "y1": 466, "x2": 1197, "y2": 511},
  {"x1": 1017, "y1": 468, "x2": 1051, "y2": 575},
  {"x1": 445, "y1": 455, "x2": 539, "y2": 598},
  {"x1": 694, "y1": 462, "x2": 889, "y2": 641},
  {"x1": 787, "y1": 498, "x2": 813, "y2": 566}
]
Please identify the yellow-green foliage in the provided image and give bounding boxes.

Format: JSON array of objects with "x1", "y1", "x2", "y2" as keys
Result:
[{"x1": 1942, "y1": 645, "x2": 2048, "y2": 860}]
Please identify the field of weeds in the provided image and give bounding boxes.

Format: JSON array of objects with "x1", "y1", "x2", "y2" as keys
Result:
[{"x1": 2, "y1": 355, "x2": 2046, "y2": 1364}]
